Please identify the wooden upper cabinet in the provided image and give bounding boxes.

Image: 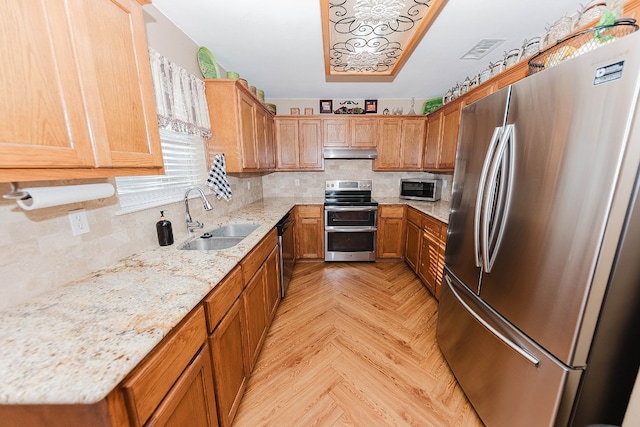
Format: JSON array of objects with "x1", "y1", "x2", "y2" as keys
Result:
[
  {"x1": 400, "y1": 119, "x2": 426, "y2": 170},
  {"x1": 299, "y1": 120, "x2": 323, "y2": 169},
  {"x1": 205, "y1": 80, "x2": 274, "y2": 173},
  {"x1": 439, "y1": 104, "x2": 461, "y2": 170},
  {"x1": 238, "y1": 91, "x2": 259, "y2": 170},
  {"x1": 423, "y1": 111, "x2": 443, "y2": 170},
  {"x1": 274, "y1": 119, "x2": 300, "y2": 169},
  {"x1": 0, "y1": 0, "x2": 163, "y2": 182},
  {"x1": 374, "y1": 119, "x2": 402, "y2": 170},
  {"x1": 322, "y1": 117, "x2": 377, "y2": 148},
  {"x1": 374, "y1": 118, "x2": 425, "y2": 171},
  {"x1": 323, "y1": 119, "x2": 350, "y2": 147},
  {"x1": 274, "y1": 118, "x2": 323, "y2": 170}
]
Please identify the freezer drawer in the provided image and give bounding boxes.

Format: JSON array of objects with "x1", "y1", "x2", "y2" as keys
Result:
[{"x1": 437, "y1": 272, "x2": 582, "y2": 427}]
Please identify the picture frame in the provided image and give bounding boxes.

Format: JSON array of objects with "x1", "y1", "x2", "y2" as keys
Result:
[
  {"x1": 320, "y1": 99, "x2": 333, "y2": 114},
  {"x1": 364, "y1": 99, "x2": 378, "y2": 114}
]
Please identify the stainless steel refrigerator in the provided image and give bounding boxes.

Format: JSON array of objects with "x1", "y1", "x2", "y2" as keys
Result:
[{"x1": 437, "y1": 30, "x2": 640, "y2": 427}]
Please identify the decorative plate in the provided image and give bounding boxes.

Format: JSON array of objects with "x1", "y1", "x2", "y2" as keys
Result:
[{"x1": 197, "y1": 46, "x2": 220, "y2": 78}]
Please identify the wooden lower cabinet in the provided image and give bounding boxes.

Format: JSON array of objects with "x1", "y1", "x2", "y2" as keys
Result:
[
  {"x1": 264, "y1": 246, "x2": 281, "y2": 322},
  {"x1": 404, "y1": 220, "x2": 420, "y2": 271},
  {"x1": 295, "y1": 205, "x2": 324, "y2": 259},
  {"x1": 121, "y1": 307, "x2": 215, "y2": 427},
  {"x1": 209, "y1": 298, "x2": 248, "y2": 427},
  {"x1": 404, "y1": 207, "x2": 447, "y2": 300},
  {"x1": 377, "y1": 205, "x2": 405, "y2": 259},
  {"x1": 243, "y1": 266, "x2": 269, "y2": 372},
  {"x1": 147, "y1": 344, "x2": 218, "y2": 427}
]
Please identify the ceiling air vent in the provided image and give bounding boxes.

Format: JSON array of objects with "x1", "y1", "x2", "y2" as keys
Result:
[{"x1": 461, "y1": 38, "x2": 505, "y2": 60}]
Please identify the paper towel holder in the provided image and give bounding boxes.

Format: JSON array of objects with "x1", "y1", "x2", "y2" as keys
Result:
[{"x1": 2, "y1": 182, "x2": 29, "y2": 200}]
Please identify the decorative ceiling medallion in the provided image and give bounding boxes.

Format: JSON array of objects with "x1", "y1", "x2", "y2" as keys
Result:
[{"x1": 321, "y1": 0, "x2": 448, "y2": 81}]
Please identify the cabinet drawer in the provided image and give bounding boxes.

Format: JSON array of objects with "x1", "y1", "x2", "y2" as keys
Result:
[
  {"x1": 439, "y1": 224, "x2": 448, "y2": 241},
  {"x1": 122, "y1": 306, "x2": 207, "y2": 427},
  {"x1": 407, "y1": 207, "x2": 422, "y2": 226},
  {"x1": 296, "y1": 204, "x2": 322, "y2": 218},
  {"x1": 423, "y1": 216, "x2": 442, "y2": 237},
  {"x1": 203, "y1": 267, "x2": 243, "y2": 333},
  {"x1": 379, "y1": 205, "x2": 405, "y2": 218},
  {"x1": 241, "y1": 229, "x2": 277, "y2": 284}
]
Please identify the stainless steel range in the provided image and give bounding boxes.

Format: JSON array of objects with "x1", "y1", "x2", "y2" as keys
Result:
[{"x1": 324, "y1": 180, "x2": 378, "y2": 262}]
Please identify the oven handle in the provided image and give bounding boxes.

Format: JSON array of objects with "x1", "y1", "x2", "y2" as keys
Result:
[
  {"x1": 324, "y1": 226, "x2": 377, "y2": 232},
  {"x1": 324, "y1": 206, "x2": 378, "y2": 212}
]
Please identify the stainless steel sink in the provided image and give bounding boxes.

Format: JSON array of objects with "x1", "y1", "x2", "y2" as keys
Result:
[
  {"x1": 207, "y1": 223, "x2": 260, "y2": 237},
  {"x1": 178, "y1": 223, "x2": 260, "y2": 250}
]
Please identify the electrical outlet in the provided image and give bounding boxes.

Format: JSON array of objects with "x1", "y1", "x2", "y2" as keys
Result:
[
  {"x1": 68, "y1": 209, "x2": 90, "y2": 236},
  {"x1": 247, "y1": 181, "x2": 251, "y2": 190},
  {"x1": 295, "y1": 179, "x2": 300, "y2": 187}
]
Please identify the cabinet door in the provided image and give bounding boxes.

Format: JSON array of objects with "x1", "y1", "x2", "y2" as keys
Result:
[
  {"x1": 243, "y1": 265, "x2": 268, "y2": 371},
  {"x1": 295, "y1": 205, "x2": 324, "y2": 259},
  {"x1": 423, "y1": 111, "x2": 443, "y2": 170},
  {"x1": 404, "y1": 221, "x2": 421, "y2": 272},
  {"x1": 374, "y1": 119, "x2": 402, "y2": 170},
  {"x1": 275, "y1": 119, "x2": 300, "y2": 169},
  {"x1": 323, "y1": 119, "x2": 350, "y2": 147},
  {"x1": 264, "y1": 246, "x2": 281, "y2": 323},
  {"x1": 351, "y1": 119, "x2": 378, "y2": 148},
  {"x1": 439, "y1": 105, "x2": 461, "y2": 170},
  {"x1": 377, "y1": 205, "x2": 405, "y2": 259},
  {"x1": 298, "y1": 119, "x2": 323, "y2": 170},
  {"x1": 400, "y1": 119, "x2": 426, "y2": 170},
  {"x1": 238, "y1": 92, "x2": 258, "y2": 169},
  {"x1": 122, "y1": 307, "x2": 208, "y2": 427},
  {"x1": 262, "y1": 111, "x2": 276, "y2": 170},
  {"x1": 0, "y1": 2, "x2": 94, "y2": 169},
  {"x1": 378, "y1": 217, "x2": 405, "y2": 258},
  {"x1": 210, "y1": 298, "x2": 248, "y2": 427},
  {"x1": 418, "y1": 229, "x2": 439, "y2": 295},
  {"x1": 69, "y1": 0, "x2": 162, "y2": 169},
  {"x1": 147, "y1": 344, "x2": 218, "y2": 427}
]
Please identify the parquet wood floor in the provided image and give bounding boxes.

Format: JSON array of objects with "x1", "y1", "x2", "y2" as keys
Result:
[{"x1": 232, "y1": 261, "x2": 484, "y2": 426}]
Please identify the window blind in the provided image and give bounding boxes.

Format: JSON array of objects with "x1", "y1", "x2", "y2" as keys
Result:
[{"x1": 115, "y1": 129, "x2": 207, "y2": 214}]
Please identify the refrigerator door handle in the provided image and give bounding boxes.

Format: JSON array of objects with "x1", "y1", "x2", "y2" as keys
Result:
[
  {"x1": 445, "y1": 275, "x2": 540, "y2": 367},
  {"x1": 481, "y1": 123, "x2": 515, "y2": 273},
  {"x1": 474, "y1": 126, "x2": 504, "y2": 268}
]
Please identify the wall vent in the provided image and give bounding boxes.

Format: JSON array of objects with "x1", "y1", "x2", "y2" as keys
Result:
[{"x1": 461, "y1": 38, "x2": 505, "y2": 60}]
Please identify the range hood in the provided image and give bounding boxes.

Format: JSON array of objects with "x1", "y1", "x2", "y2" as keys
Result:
[{"x1": 323, "y1": 148, "x2": 378, "y2": 159}]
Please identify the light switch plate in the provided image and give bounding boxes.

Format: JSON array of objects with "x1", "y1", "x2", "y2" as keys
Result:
[{"x1": 68, "y1": 209, "x2": 90, "y2": 236}]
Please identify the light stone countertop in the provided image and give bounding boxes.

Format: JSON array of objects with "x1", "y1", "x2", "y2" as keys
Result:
[
  {"x1": 377, "y1": 197, "x2": 450, "y2": 224},
  {"x1": 0, "y1": 196, "x2": 449, "y2": 405}
]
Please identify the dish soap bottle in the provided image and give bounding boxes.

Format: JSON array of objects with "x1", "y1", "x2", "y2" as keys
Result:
[{"x1": 156, "y1": 211, "x2": 174, "y2": 246}]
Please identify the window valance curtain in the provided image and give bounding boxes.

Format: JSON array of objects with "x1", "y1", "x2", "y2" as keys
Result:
[{"x1": 148, "y1": 47, "x2": 211, "y2": 138}]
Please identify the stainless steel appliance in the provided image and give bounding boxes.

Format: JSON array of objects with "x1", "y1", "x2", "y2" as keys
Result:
[
  {"x1": 276, "y1": 210, "x2": 295, "y2": 297},
  {"x1": 437, "y1": 31, "x2": 640, "y2": 427},
  {"x1": 324, "y1": 180, "x2": 378, "y2": 261},
  {"x1": 399, "y1": 178, "x2": 442, "y2": 201}
]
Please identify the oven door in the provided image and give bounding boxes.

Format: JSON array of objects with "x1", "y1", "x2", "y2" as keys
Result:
[{"x1": 324, "y1": 206, "x2": 377, "y2": 261}]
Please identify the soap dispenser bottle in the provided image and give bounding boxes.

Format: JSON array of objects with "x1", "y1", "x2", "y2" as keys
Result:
[{"x1": 156, "y1": 210, "x2": 174, "y2": 246}]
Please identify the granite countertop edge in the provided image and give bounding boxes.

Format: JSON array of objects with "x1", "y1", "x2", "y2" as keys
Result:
[{"x1": 0, "y1": 196, "x2": 449, "y2": 405}]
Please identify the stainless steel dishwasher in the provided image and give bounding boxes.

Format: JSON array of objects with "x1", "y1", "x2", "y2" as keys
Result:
[{"x1": 276, "y1": 210, "x2": 295, "y2": 297}]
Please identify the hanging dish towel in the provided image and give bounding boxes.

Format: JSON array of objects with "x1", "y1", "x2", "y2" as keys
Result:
[{"x1": 206, "y1": 153, "x2": 232, "y2": 201}]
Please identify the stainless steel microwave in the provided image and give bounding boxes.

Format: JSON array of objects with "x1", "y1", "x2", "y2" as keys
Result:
[{"x1": 400, "y1": 178, "x2": 442, "y2": 201}]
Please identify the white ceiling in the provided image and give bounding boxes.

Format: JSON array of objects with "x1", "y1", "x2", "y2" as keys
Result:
[{"x1": 152, "y1": 0, "x2": 584, "y2": 100}]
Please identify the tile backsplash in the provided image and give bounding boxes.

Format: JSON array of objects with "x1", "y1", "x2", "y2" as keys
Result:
[
  {"x1": 0, "y1": 176, "x2": 262, "y2": 310},
  {"x1": 262, "y1": 159, "x2": 452, "y2": 200}
]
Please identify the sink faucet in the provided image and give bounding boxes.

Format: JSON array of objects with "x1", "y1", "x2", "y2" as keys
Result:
[{"x1": 184, "y1": 186, "x2": 213, "y2": 233}]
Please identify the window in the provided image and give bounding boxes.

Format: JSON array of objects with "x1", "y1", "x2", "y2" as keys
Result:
[{"x1": 115, "y1": 129, "x2": 208, "y2": 214}]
